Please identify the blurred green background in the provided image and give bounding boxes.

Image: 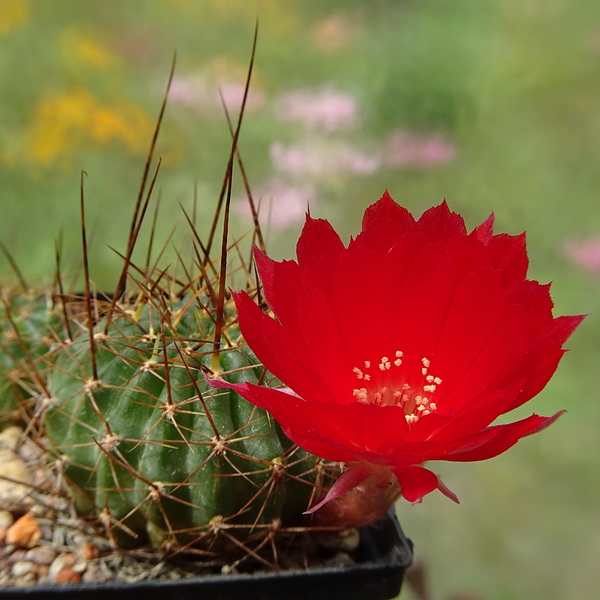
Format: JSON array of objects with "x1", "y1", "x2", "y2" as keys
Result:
[{"x1": 1, "y1": 1, "x2": 599, "y2": 598}]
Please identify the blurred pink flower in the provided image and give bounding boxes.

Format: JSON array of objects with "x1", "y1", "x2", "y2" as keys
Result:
[
  {"x1": 382, "y1": 130, "x2": 455, "y2": 168},
  {"x1": 270, "y1": 140, "x2": 380, "y2": 178},
  {"x1": 563, "y1": 238, "x2": 600, "y2": 273},
  {"x1": 169, "y1": 73, "x2": 265, "y2": 114},
  {"x1": 235, "y1": 178, "x2": 315, "y2": 229},
  {"x1": 274, "y1": 88, "x2": 358, "y2": 132}
]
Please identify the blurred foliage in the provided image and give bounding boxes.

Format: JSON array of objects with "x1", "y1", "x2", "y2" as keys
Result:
[{"x1": 1, "y1": 1, "x2": 599, "y2": 598}]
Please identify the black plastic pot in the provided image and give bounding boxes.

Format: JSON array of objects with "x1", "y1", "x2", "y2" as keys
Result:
[{"x1": 4, "y1": 511, "x2": 412, "y2": 600}]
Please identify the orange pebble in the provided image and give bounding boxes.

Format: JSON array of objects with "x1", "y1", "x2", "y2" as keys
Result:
[
  {"x1": 54, "y1": 567, "x2": 82, "y2": 584},
  {"x1": 5, "y1": 513, "x2": 42, "y2": 548},
  {"x1": 61, "y1": 553, "x2": 77, "y2": 568},
  {"x1": 79, "y1": 541, "x2": 100, "y2": 561}
]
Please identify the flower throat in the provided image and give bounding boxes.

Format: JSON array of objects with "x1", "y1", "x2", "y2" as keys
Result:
[{"x1": 352, "y1": 352, "x2": 441, "y2": 426}]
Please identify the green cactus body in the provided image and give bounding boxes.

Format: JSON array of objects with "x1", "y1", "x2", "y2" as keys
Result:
[
  {"x1": 44, "y1": 299, "x2": 318, "y2": 548},
  {"x1": 0, "y1": 289, "x2": 59, "y2": 420}
]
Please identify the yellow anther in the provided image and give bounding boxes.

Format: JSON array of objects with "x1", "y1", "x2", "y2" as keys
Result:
[
  {"x1": 352, "y1": 353, "x2": 439, "y2": 420},
  {"x1": 379, "y1": 356, "x2": 391, "y2": 371},
  {"x1": 353, "y1": 367, "x2": 364, "y2": 379},
  {"x1": 353, "y1": 388, "x2": 368, "y2": 403}
]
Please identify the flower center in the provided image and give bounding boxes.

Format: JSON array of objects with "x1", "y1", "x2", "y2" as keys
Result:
[{"x1": 352, "y1": 352, "x2": 441, "y2": 427}]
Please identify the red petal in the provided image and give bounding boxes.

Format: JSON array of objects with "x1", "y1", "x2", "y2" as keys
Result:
[
  {"x1": 304, "y1": 462, "x2": 374, "y2": 514},
  {"x1": 445, "y1": 411, "x2": 565, "y2": 462},
  {"x1": 297, "y1": 215, "x2": 345, "y2": 263},
  {"x1": 392, "y1": 465, "x2": 459, "y2": 504},
  {"x1": 234, "y1": 291, "x2": 343, "y2": 406},
  {"x1": 416, "y1": 201, "x2": 467, "y2": 240},
  {"x1": 207, "y1": 378, "x2": 363, "y2": 461},
  {"x1": 503, "y1": 314, "x2": 586, "y2": 412},
  {"x1": 357, "y1": 191, "x2": 415, "y2": 254},
  {"x1": 253, "y1": 247, "x2": 303, "y2": 333},
  {"x1": 361, "y1": 190, "x2": 415, "y2": 230},
  {"x1": 280, "y1": 429, "x2": 357, "y2": 463},
  {"x1": 423, "y1": 268, "x2": 526, "y2": 407},
  {"x1": 549, "y1": 314, "x2": 588, "y2": 345},
  {"x1": 421, "y1": 387, "x2": 518, "y2": 443},
  {"x1": 437, "y1": 477, "x2": 460, "y2": 503},
  {"x1": 296, "y1": 215, "x2": 345, "y2": 293},
  {"x1": 485, "y1": 232, "x2": 529, "y2": 283},
  {"x1": 474, "y1": 213, "x2": 495, "y2": 243}
]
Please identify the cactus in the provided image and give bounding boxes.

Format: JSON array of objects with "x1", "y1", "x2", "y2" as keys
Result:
[
  {"x1": 0, "y1": 200, "x2": 337, "y2": 569},
  {"x1": 41, "y1": 293, "x2": 322, "y2": 550},
  {"x1": 0, "y1": 56, "x2": 339, "y2": 569},
  {"x1": 0, "y1": 232, "x2": 339, "y2": 572},
  {"x1": 0, "y1": 287, "x2": 60, "y2": 422}
]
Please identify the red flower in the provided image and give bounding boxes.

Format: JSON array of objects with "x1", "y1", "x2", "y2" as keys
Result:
[{"x1": 211, "y1": 192, "x2": 584, "y2": 513}]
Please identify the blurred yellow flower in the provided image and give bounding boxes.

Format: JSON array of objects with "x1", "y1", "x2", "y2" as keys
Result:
[
  {"x1": 0, "y1": 0, "x2": 29, "y2": 36},
  {"x1": 60, "y1": 28, "x2": 119, "y2": 69},
  {"x1": 21, "y1": 89, "x2": 153, "y2": 167}
]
